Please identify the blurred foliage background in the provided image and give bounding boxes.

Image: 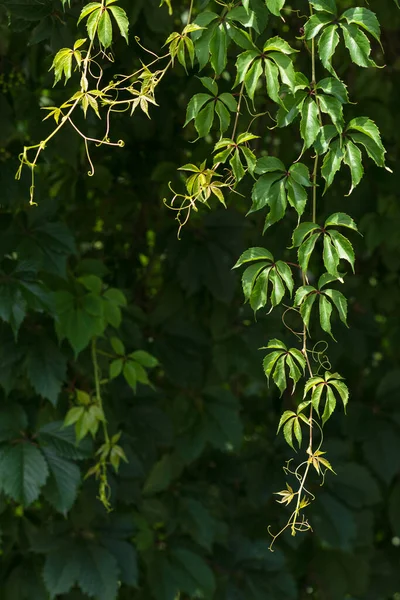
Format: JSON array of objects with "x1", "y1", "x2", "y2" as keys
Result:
[{"x1": 1, "y1": 0, "x2": 400, "y2": 599}]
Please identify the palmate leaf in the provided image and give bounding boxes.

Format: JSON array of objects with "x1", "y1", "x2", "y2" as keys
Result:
[
  {"x1": 233, "y1": 248, "x2": 294, "y2": 313},
  {"x1": 43, "y1": 541, "x2": 119, "y2": 600},
  {"x1": 292, "y1": 212, "x2": 359, "y2": 276},
  {"x1": 303, "y1": 371, "x2": 349, "y2": 424},
  {"x1": 304, "y1": 5, "x2": 381, "y2": 75},
  {"x1": 277, "y1": 408, "x2": 309, "y2": 450},
  {"x1": 212, "y1": 133, "x2": 258, "y2": 181},
  {"x1": 318, "y1": 117, "x2": 388, "y2": 192},
  {"x1": 78, "y1": 0, "x2": 129, "y2": 48},
  {"x1": 250, "y1": 157, "x2": 311, "y2": 229},
  {"x1": 262, "y1": 339, "x2": 306, "y2": 396},
  {"x1": 235, "y1": 36, "x2": 297, "y2": 104},
  {"x1": 294, "y1": 273, "x2": 348, "y2": 338},
  {"x1": 265, "y1": 0, "x2": 285, "y2": 17}
]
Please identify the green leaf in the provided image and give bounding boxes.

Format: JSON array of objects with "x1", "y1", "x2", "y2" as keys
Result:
[
  {"x1": 269, "y1": 268, "x2": 285, "y2": 307},
  {"x1": 325, "y1": 212, "x2": 358, "y2": 231},
  {"x1": 78, "y1": 544, "x2": 119, "y2": 600},
  {"x1": 309, "y1": 0, "x2": 337, "y2": 14},
  {"x1": 263, "y1": 350, "x2": 285, "y2": 380},
  {"x1": 131, "y1": 350, "x2": 159, "y2": 368},
  {"x1": 38, "y1": 421, "x2": 91, "y2": 460},
  {"x1": 275, "y1": 261, "x2": 294, "y2": 296},
  {"x1": 298, "y1": 232, "x2": 320, "y2": 272},
  {"x1": 276, "y1": 90, "x2": 307, "y2": 127},
  {"x1": 263, "y1": 179, "x2": 287, "y2": 232},
  {"x1": 108, "y1": 5, "x2": 129, "y2": 43},
  {"x1": 235, "y1": 49, "x2": 259, "y2": 85},
  {"x1": 184, "y1": 93, "x2": 212, "y2": 126},
  {"x1": 292, "y1": 222, "x2": 320, "y2": 247},
  {"x1": 321, "y1": 138, "x2": 344, "y2": 192},
  {"x1": 111, "y1": 336, "x2": 125, "y2": 355},
  {"x1": 340, "y1": 23, "x2": 377, "y2": 68},
  {"x1": 318, "y1": 94, "x2": 343, "y2": 132},
  {"x1": 343, "y1": 139, "x2": 364, "y2": 193},
  {"x1": 277, "y1": 410, "x2": 296, "y2": 432},
  {"x1": 230, "y1": 148, "x2": 245, "y2": 182},
  {"x1": 300, "y1": 98, "x2": 320, "y2": 149},
  {"x1": 269, "y1": 51, "x2": 297, "y2": 92},
  {"x1": 143, "y1": 453, "x2": 172, "y2": 495},
  {"x1": 250, "y1": 269, "x2": 270, "y2": 312},
  {"x1": 98, "y1": 9, "x2": 113, "y2": 47},
  {"x1": 249, "y1": 172, "x2": 284, "y2": 213},
  {"x1": 219, "y1": 92, "x2": 238, "y2": 112},
  {"x1": 318, "y1": 24, "x2": 339, "y2": 76},
  {"x1": 43, "y1": 541, "x2": 80, "y2": 597},
  {"x1": 272, "y1": 355, "x2": 287, "y2": 396},
  {"x1": 300, "y1": 292, "x2": 318, "y2": 330},
  {"x1": 194, "y1": 102, "x2": 214, "y2": 137},
  {"x1": 244, "y1": 57, "x2": 263, "y2": 101},
  {"x1": 313, "y1": 124, "x2": 338, "y2": 154},
  {"x1": 0, "y1": 443, "x2": 49, "y2": 506},
  {"x1": 319, "y1": 293, "x2": 334, "y2": 337},
  {"x1": 324, "y1": 288, "x2": 348, "y2": 325},
  {"x1": 289, "y1": 162, "x2": 312, "y2": 186},
  {"x1": 322, "y1": 386, "x2": 337, "y2": 424},
  {"x1": 233, "y1": 247, "x2": 274, "y2": 268},
  {"x1": 26, "y1": 338, "x2": 67, "y2": 406},
  {"x1": 264, "y1": 58, "x2": 280, "y2": 104},
  {"x1": 255, "y1": 156, "x2": 286, "y2": 174},
  {"x1": 283, "y1": 418, "x2": 295, "y2": 450},
  {"x1": 329, "y1": 377, "x2": 349, "y2": 410},
  {"x1": 341, "y1": 7, "x2": 381, "y2": 46},
  {"x1": 210, "y1": 24, "x2": 228, "y2": 75},
  {"x1": 265, "y1": 0, "x2": 285, "y2": 17},
  {"x1": 55, "y1": 291, "x2": 104, "y2": 356},
  {"x1": 77, "y1": 2, "x2": 101, "y2": 24},
  {"x1": 170, "y1": 548, "x2": 216, "y2": 598},
  {"x1": 304, "y1": 13, "x2": 333, "y2": 39},
  {"x1": 215, "y1": 100, "x2": 231, "y2": 133},
  {"x1": 41, "y1": 447, "x2": 80, "y2": 514},
  {"x1": 241, "y1": 261, "x2": 270, "y2": 300},
  {"x1": 317, "y1": 77, "x2": 349, "y2": 103},
  {"x1": 329, "y1": 230, "x2": 355, "y2": 272},
  {"x1": 323, "y1": 234, "x2": 340, "y2": 276},
  {"x1": 286, "y1": 178, "x2": 307, "y2": 217}
]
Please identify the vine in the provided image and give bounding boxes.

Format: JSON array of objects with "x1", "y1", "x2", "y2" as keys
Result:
[{"x1": 16, "y1": 0, "x2": 396, "y2": 544}]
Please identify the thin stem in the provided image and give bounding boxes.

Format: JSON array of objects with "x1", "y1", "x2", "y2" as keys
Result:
[
  {"x1": 187, "y1": 0, "x2": 194, "y2": 24},
  {"x1": 232, "y1": 80, "x2": 245, "y2": 140},
  {"x1": 310, "y1": 6, "x2": 316, "y2": 85},
  {"x1": 312, "y1": 153, "x2": 318, "y2": 224},
  {"x1": 291, "y1": 461, "x2": 311, "y2": 535},
  {"x1": 91, "y1": 338, "x2": 110, "y2": 444}
]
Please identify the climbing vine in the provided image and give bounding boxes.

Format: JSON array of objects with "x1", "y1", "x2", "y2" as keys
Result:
[{"x1": 16, "y1": 0, "x2": 396, "y2": 546}]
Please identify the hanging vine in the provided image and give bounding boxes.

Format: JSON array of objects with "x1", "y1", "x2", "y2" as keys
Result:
[{"x1": 16, "y1": 0, "x2": 395, "y2": 544}]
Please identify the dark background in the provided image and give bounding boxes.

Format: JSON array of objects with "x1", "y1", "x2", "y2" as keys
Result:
[{"x1": 1, "y1": 0, "x2": 400, "y2": 598}]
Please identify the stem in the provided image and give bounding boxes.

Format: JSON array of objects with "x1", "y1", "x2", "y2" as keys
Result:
[
  {"x1": 91, "y1": 337, "x2": 110, "y2": 444},
  {"x1": 231, "y1": 80, "x2": 245, "y2": 140},
  {"x1": 291, "y1": 461, "x2": 311, "y2": 535},
  {"x1": 310, "y1": 6, "x2": 316, "y2": 85},
  {"x1": 187, "y1": 0, "x2": 194, "y2": 24},
  {"x1": 312, "y1": 153, "x2": 318, "y2": 224}
]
